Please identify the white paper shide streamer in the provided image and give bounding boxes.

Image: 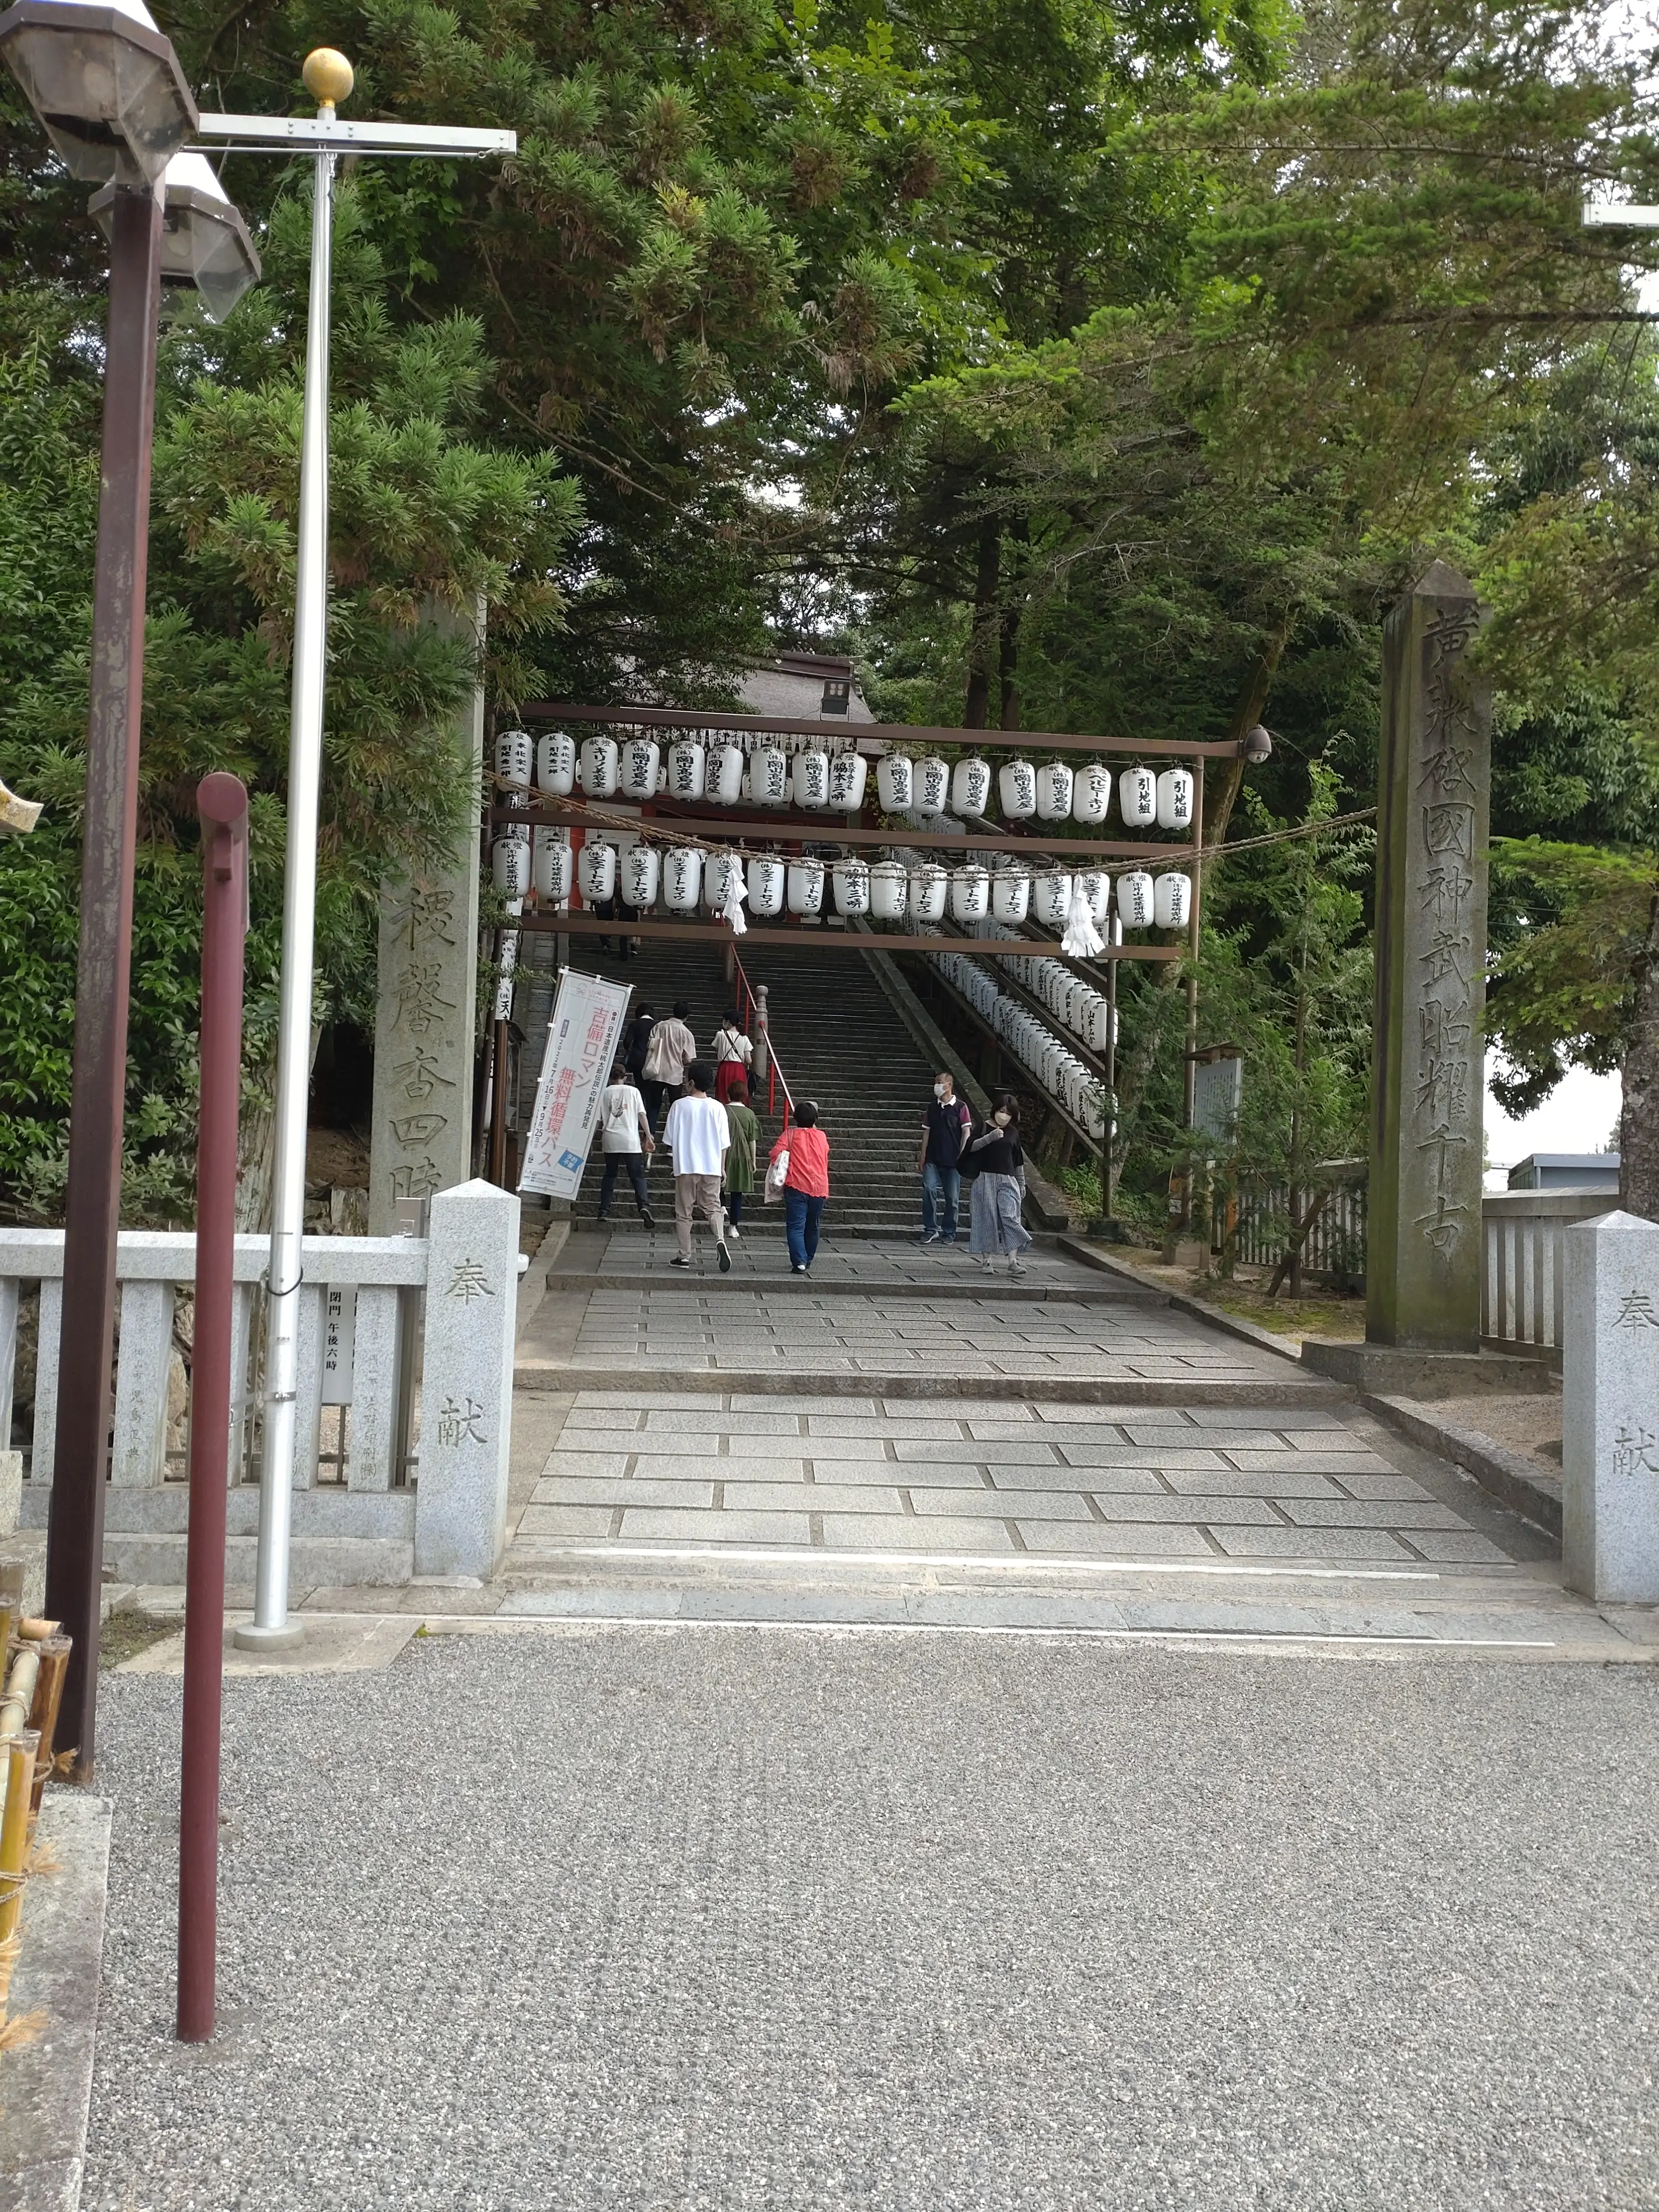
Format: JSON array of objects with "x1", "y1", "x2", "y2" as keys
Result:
[{"x1": 1061, "y1": 881, "x2": 1105, "y2": 958}]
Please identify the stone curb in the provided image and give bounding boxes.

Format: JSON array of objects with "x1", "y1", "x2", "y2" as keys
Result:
[
  {"x1": 1055, "y1": 1238, "x2": 1312, "y2": 1368},
  {"x1": 513, "y1": 1362, "x2": 1347, "y2": 1407},
  {"x1": 0, "y1": 1791, "x2": 112, "y2": 2212},
  {"x1": 1359, "y1": 1392, "x2": 1563, "y2": 1538}
]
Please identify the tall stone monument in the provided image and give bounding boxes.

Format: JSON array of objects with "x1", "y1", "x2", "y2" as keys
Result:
[
  {"x1": 1367, "y1": 561, "x2": 1490, "y2": 1350},
  {"x1": 368, "y1": 602, "x2": 486, "y2": 1234}
]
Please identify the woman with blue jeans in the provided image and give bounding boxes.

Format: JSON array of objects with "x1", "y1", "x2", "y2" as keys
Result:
[{"x1": 770, "y1": 1100, "x2": 830, "y2": 1276}]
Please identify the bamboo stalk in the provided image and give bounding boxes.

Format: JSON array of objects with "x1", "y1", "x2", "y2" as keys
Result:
[
  {"x1": 26, "y1": 1640, "x2": 71, "y2": 1815},
  {"x1": 0, "y1": 1731, "x2": 39, "y2": 2008}
]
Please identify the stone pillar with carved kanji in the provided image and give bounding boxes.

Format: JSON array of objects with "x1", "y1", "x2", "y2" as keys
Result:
[
  {"x1": 1367, "y1": 561, "x2": 1491, "y2": 1350},
  {"x1": 414, "y1": 1178, "x2": 518, "y2": 1579},
  {"x1": 368, "y1": 601, "x2": 486, "y2": 1233}
]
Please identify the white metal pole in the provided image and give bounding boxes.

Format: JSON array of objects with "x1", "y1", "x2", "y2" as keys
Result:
[{"x1": 237, "y1": 139, "x2": 335, "y2": 1650}]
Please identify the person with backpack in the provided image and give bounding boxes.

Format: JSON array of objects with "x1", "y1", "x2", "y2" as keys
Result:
[
  {"x1": 663, "y1": 1060, "x2": 732, "y2": 1271},
  {"x1": 594, "y1": 1060, "x2": 656, "y2": 1229},
  {"x1": 710, "y1": 1016, "x2": 754, "y2": 1103},
  {"x1": 769, "y1": 1100, "x2": 830, "y2": 1277},
  {"x1": 622, "y1": 1001, "x2": 655, "y2": 1083},
  {"x1": 917, "y1": 1067, "x2": 973, "y2": 1245},
  {"x1": 722, "y1": 1073, "x2": 760, "y2": 1238},
  {"x1": 640, "y1": 998, "x2": 696, "y2": 1135},
  {"x1": 964, "y1": 1092, "x2": 1031, "y2": 1277}
]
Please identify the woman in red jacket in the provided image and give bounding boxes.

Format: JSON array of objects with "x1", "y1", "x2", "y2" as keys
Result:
[{"x1": 770, "y1": 1100, "x2": 830, "y2": 1276}]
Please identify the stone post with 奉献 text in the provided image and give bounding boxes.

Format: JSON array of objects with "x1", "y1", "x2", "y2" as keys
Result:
[{"x1": 1563, "y1": 1208, "x2": 1659, "y2": 1603}]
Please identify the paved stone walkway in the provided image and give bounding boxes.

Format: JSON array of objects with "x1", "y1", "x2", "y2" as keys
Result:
[{"x1": 518, "y1": 1392, "x2": 1509, "y2": 1564}]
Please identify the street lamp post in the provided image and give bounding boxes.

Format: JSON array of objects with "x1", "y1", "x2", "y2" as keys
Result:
[
  {"x1": 199, "y1": 59, "x2": 514, "y2": 1651},
  {"x1": 0, "y1": 0, "x2": 257, "y2": 1779}
]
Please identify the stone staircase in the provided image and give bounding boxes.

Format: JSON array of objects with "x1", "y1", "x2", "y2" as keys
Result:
[{"x1": 520, "y1": 933, "x2": 937, "y2": 1238}]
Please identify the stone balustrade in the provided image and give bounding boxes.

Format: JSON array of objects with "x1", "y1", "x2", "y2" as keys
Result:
[{"x1": 0, "y1": 1177, "x2": 519, "y2": 1590}]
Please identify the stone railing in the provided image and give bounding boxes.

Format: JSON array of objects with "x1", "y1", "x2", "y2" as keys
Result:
[
  {"x1": 1482, "y1": 1189, "x2": 1613, "y2": 1361},
  {"x1": 0, "y1": 1178, "x2": 519, "y2": 1589}
]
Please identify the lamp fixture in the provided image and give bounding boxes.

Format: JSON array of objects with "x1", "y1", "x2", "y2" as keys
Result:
[{"x1": 0, "y1": 0, "x2": 196, "y2": 184}]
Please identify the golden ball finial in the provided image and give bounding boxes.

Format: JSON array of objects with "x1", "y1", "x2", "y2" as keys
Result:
[{"x1": 302, "y1": 48, "x2": 354, "y2": 110}]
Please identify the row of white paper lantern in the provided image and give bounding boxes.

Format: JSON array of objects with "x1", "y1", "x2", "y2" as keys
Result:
[
  {"x1": 494, "y1": 729, "x2": 1194, "y2": 831},
  {"x1": 937, "y1": 952, "x2": 1108, "y2": 1140},
  {"x1": 1000, "y1": 952, "x2": 1117, "y2": 1055},
  {"x1": 494, "y1": 830, "x2": 1190, "y2": 930}
]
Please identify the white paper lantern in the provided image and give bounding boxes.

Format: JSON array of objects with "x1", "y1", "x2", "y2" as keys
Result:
[
  {"x1": 664, "y1": 846, "x2": 703, "y2": 910},
  {"x1": 832, "y1": 857, "x2": 870, "y2": 915},
  {"x1": 1084, "y1": 997, "x2": 1114, "y2": 1052},
  {"x1": 578, "y1": 837, "x2": 617, "y2": 904},
  {"x1": 909, "y1": 863, "x2": 948, "y2": 922},
  {"x1": 747, "y1": 854, "x2": 785, "y2": 917},
  {"x1": 950, "y1": 864, "x2": 990, "y2": 922},
  {"x1": 492, "y1": 834, "x2": 530, "y2": 899},
  {"x1": 580, "y1": 735, "x2": 619, "y2": 798},
  {"x1": 705, "y1": 743, "x2": 744, "y2": 806},
  {"x1": 532, "y1": 828, "x2": 571, "y2": 905},
  {"x1": 1119, "y1": 765, "x2": 1156, "y2": 828},
  {"x1": 992, "y1": 867, "x2": 1030, "y2": 924},
  {"x1": 787, "y1": 857, "x2": 826, "y2": 915},
  {"x1": 1032, "y1": 870, "x2": 1073, "y2": 928},
  {"x1": 753, "y1": 745, "x2": 791, "y2": 807},
  {"x1": 1154, "y1": 869, "x2": 1191, "y2": 929},
  {"x1": 870, "y1": 858, "x2": 909, "y2": 920},
  {"x1": 1118, "y1": 869, "x2": 1155, "y2": 928},
  {"x1": 1036, "y1": 761, "x2": 1074, "y2": 821},
  {"x1": 914, "y1": 757, "x2": 950, "y2": 815},
  {"x1": 951, "y1": 758, "x2": 992, "y2": 817},
  {"x1": 1156, "y1": 766, "x2": 1194, "y2": 832},
  {"x1": 792, "y1": 749, "x2": 832, "y2": 810},
  {"x1": 621, "y1": 736, "x2": 660, "y2": 801},
  {"x1": 1072, "y1": 761, "x2": 1112, "y2": 825},
  {"x1": 703, "y1": 850, "x2": 741, "y2": 913},
  {"x1": 875, "y1": 753, "x2": 914, "y2": 812},
  {"x1": 829, "y1": 750, "x2": 868, "y2": 812},
  {"x1": 1075, "y1": 869, "x2": 1111, "y2": 925},
  {"x1": 535, "y1": 732, "x2": 575, "y2": 797},
  {"x1": 664, "y1": 737, "x2": 705, "y2": 803},
  {"x1": 493, "y1": 729, "x2": 533, "y2": 790},
  {"x1": 623, "y1": 843, "x2": 660, "y2": 910},
  {"x1": 998, "y1": 759, "x2": 1037, "y2": 818}
]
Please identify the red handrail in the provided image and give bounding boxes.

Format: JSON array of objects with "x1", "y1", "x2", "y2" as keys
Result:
[{"x1": 732, "y1": 948, "x2": 795, "y2": 1129}]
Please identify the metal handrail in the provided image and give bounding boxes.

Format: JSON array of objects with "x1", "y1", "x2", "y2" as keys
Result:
[{"x1": 731, "y1": 949, "x2": 795, "y2": 1128}]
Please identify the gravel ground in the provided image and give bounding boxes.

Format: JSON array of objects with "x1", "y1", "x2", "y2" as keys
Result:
[{"x1": 85, "y1": 1627, "x2": 1659, "y2": 2212}]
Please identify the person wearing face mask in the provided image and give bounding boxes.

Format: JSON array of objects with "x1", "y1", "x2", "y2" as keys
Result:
[
  {"x1": 965, "y1": 1092, "x2": 1031, "y2": 1276},
  {"x1": 917, "y1": 1068, "x2": 972, "y2": 1245}
]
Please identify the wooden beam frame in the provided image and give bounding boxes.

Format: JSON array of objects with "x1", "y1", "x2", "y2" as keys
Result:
[
  {"x1": 512, "y1": 913, "x2": 1180, "y2": 961},
  {"x1": 520, "y1": 701, "x2": 1243, "y2": 761}
]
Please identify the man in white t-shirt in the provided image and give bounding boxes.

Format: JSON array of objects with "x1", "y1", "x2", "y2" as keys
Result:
[
  {"x1": 596, "y1": 1061, "x2": 655, "y2": 1229},
  {"x1": 662, "y1": 1059, "x2": 731, "y2": 1271}
]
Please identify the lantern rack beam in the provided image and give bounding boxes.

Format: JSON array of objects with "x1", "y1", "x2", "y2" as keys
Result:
[
  {"x1": 488, "y1": 798, "x2": 1197, "y2": 865},
  {"x1": 521, "y1": 701, "x2": 1241, "y2": 760},
  {"x1": 513, "y1": 914, "x2": 1181, "y2": 960}
]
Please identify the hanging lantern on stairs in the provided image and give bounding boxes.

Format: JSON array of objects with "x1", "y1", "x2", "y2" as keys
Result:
[
  {"x1": 1072, "y1": 761, "x2": 1112, "y2": 825},
  {"x1": 1156, "y1": 766, "x2": 1194, "y2": 832},
  {"x1": 664, "y1": 846, "x2": 703, "y2": 910},
  {"x1": 950, "y1": 864, "x2": 990, "y2": 922},
  {"x1": 1117, "y1": 868, "x2": 1154, "y2": 928},
  {"x1": 623, "y1": 842, "x2": 660, "y2": 910},
  {"x1": 832, "y1": 857, "x2": 870, "y2": 915},
  {"x1": 580, "y1": 734, "x2": 619, "y2": 798},
  {"x1": 875, "y1": 753, "x2": 914, "y2": 812},
  {"x1": 830, "y1": 750, "x2": 868, "y2": 812},
  {"x1": 1118, "y1": 765, "x2": 1156, "y2": 828},
  {"x1": 1036, "y1": 761, "x2": 1073, "y2": 821},
  {"x1": 909, "y1": 862, "x2": 948, "y2": 922},
  {"x1": 1032, "y1": 870, "x2": 1073, "y2": 928},
  {"x1": 703, "y1": 849, "x2": 741, "y2": 913},
  {"x1": 622, "y1": 735, "x2": 660, "y2": 801},
  {"x1": 998, "y1": 759, "x2": 1037, "y2": 818},
  {"x1": 992, "y1": 865, "x2": 1030, "y2": 923},
  {"x1": 747, "y1": 854, "x2": 786, "y2": 917},
  {"x1": 493, "y1": 729, "x2": 533, "y2": 791},
  {"x1": 1154, "y1": 870, "x2": 1191, "y2": 929},
  {"x1": 870, "y1": 858, "x2": 908, "y2": 920},
  {"x1": 792, "y1": 748, "x2": 832, "y2": 810},
  {"x1": 706, "y1": 743, "x2": 744, "y2": 806},
  {"x1": 951, "y1": 757, "x2": 992, "y2": 817},
  {"x1": 666, "y1": 736, "x2": 705, "y2": 802},
  {"x1": 753, "y1": 745, "x2": 791, "y2": 807},
  {"x1": 787, "y1": 856, "x2": 826, "y2": 914},
  {"x1": 914, "y1": 757, "x2": 951, "y2": 815},
  {"x1": 578, "y1": 837, "x2": 617, "y2": 904},
  {"x1": 532, "y1": 828, "x2": 571, "y2": 905},
  {"x1": 535, "y1": 731, "x2": 575, "y2": 797}
]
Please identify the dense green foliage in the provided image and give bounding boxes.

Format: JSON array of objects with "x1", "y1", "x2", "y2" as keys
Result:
[{"x1": 5, "y1": 0, "x2": 1659, "y2": 1224}]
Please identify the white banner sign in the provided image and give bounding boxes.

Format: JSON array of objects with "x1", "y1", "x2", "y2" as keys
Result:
[{"x1": 519, "y1": 967, "x2": 633, "y2": 1199}]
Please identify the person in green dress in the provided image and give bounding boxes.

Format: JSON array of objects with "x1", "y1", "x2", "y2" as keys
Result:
[{"x1": 723, "y1": 1074, "x2": 760, "y2": 1239}]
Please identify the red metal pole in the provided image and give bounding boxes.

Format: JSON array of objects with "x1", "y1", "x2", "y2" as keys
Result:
[
  {"x1": 178, "y1": 773, "x2": 249, "y2": 2044},
  {"x1": 45, "y1": 183, "x2": 164, "y2": 1780}
]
